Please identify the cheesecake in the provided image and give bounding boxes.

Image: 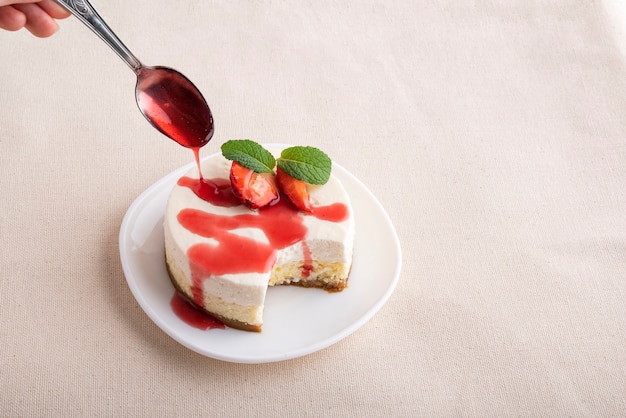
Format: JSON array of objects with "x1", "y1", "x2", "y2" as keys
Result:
[{"x1": 164, "y1": 146, "x2": 354, "y2": 332}]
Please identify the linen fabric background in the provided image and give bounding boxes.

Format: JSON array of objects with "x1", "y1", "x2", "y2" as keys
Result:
[{"x1": 1, "y1": 0, "x2": 625, "y2": 416}]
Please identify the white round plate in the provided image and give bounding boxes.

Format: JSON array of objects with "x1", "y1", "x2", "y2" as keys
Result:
[{"x1": 119, "y1": 144, "x2": 402, "y2": 363}]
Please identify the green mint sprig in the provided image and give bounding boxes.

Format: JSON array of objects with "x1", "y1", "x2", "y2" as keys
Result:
[
  {"x1": 276, "y1": 146, "x2": 331, "y2": 185},
  {"x1": 221, "y1": 139, "x2": 276, "y2": 173},
  {"x1": 220, "y1": 140, "x2": 332, "y2": 185}
]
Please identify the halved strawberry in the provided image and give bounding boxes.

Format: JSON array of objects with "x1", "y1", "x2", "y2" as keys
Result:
[
  {"x1": 276, "y1": 167, "x2": 313, "y2": 213},
  {"x1": 229, "y1": 161, "x2": 280, "y2": 209}
]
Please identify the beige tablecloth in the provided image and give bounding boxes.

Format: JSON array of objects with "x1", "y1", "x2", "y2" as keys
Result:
[{"x1": 2, "y1": 0, "x2": 626, "y2": 416}]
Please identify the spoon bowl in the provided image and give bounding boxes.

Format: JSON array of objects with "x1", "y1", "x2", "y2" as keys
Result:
[{"x1": 135, "y1": 66, "x2": 213, "y2": 149}]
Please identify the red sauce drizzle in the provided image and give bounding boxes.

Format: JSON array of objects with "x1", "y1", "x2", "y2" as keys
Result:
[
  {"x1": 301, "y1": 241, "x2": 313, "y2": 278},
  {"x1": 193, "y1": 147, "x2": 203, "y2": 178},
  {"x1": 177, "y1": 176, "x2": 240, "y2": 207},
  {"x1": 310, "y1": 202, "x2": 349, "y2": 222},
  {"x1": 170, "y1": 292, "x2": 226, "y2": 330}
]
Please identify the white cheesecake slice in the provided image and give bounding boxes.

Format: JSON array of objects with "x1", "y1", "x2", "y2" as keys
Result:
[{"x1": 164, "y1": 149, "x2": 354, "y2": 332}]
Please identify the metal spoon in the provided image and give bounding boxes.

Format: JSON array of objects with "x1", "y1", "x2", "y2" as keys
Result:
[{"x1": 54, "y1": 0, "x2": 214, "y2": 149}]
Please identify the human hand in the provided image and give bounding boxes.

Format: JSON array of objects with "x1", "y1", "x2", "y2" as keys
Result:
[{"x1": 0, "y1": 0, "x2": 70, "y2": 37}]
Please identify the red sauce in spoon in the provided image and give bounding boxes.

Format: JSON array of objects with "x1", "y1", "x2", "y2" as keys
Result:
[{"x1": 135, "y1": 66, "x2": 213, "y2": 175}]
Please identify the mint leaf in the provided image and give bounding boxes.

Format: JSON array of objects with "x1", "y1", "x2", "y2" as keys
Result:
[
  {"x1": 277, "y1": 146, "x2": 332, "y2": 185},
  {"x1": 221, "y1": 140, "x2": 275, "y2": 173}
]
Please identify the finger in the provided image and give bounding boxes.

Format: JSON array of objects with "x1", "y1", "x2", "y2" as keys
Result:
[
  {"x1": 0, "y1": 0, "x2": 39, "y2": 6},
  {"x1": 38, "y1": 0, "x2": 71, "y2": 20},
  {"x1": 0, "y1": 5, "x2": 26, "y2": 32},
  {"x1": 13, "y1": 3, "x2": 58, "y2": 37}
]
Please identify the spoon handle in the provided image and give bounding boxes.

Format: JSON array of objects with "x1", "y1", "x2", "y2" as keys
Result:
[{"x1": 54, "y1": 0, "x2": 143, "y2": 72}]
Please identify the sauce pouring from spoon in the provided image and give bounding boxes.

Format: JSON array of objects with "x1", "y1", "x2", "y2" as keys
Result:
[{"x1": 54, "y1": 0, "x2": 213, "y2": 174}]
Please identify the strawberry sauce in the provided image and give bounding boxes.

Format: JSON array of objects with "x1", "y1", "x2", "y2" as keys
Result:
[
  {"x1": 135, "y1": 67, "x2": 213, "y2": 150},
  {"x1": 170, "y1": 292, "x2": 226, "y2": 330},
  {"x1": 177, "y1": 176, "x2": 240, "y2": 207},
  {"x1": 301, "y1": 241, "x2": 313, "y2": 278},
  {"x1": 310, "y1": 203, "x2": 349, "y2": 222}
]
